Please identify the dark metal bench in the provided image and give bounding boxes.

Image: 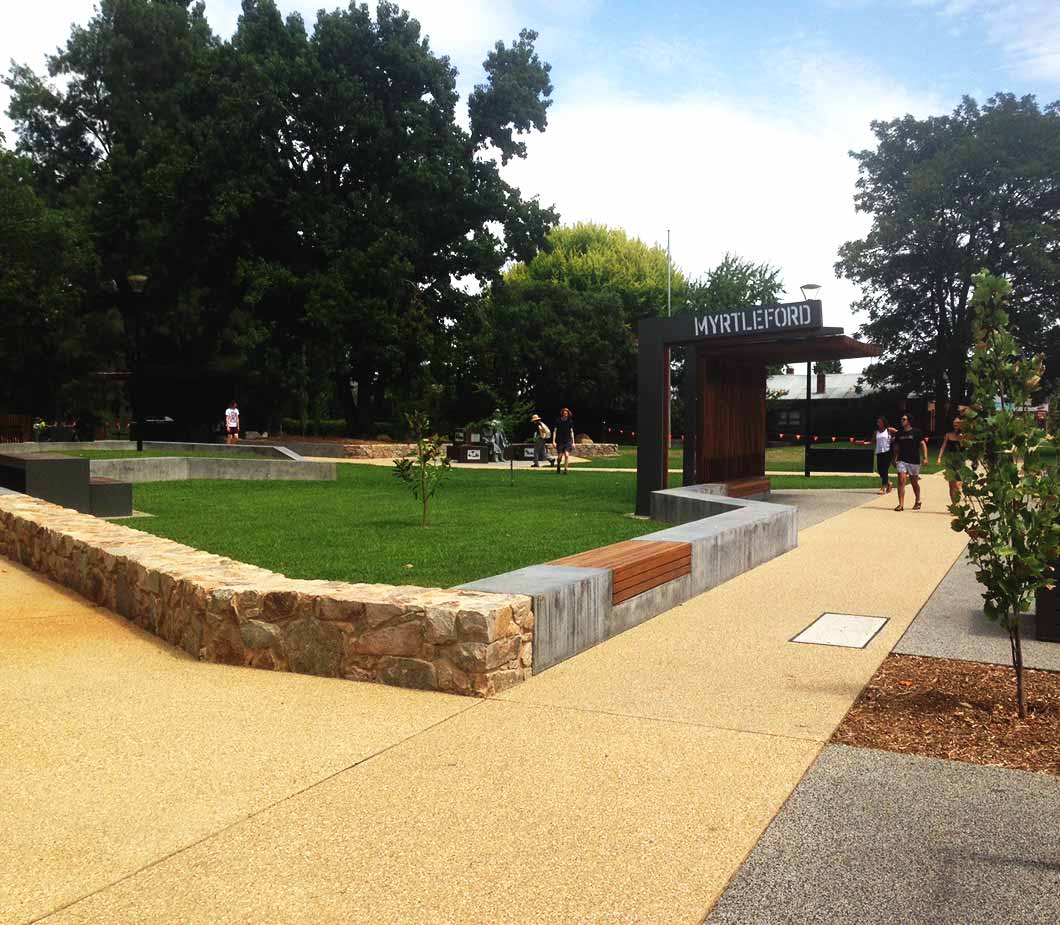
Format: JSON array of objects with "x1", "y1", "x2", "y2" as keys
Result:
[
  {"x1": 89, "y1": 477, "x2": 133, "y2": 517},
  {"x1": 0, "y1": 453, "x2": 131, "y2": 516}
]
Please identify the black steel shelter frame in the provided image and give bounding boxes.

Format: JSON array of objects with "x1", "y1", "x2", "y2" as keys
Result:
[{"x1": 635, "y1": 300, "x2": 880, "y2": 515}]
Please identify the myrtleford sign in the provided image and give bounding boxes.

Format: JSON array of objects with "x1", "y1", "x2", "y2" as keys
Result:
[{"x1": 691, "y1": 300, "x2": 822, "y2": 339}]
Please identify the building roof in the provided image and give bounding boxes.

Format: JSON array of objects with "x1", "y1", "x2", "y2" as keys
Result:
[{"x1": 767, "y1": 372, "x2": 880, "y2": 401}]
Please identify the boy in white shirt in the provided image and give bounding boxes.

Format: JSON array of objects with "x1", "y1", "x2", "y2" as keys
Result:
[{"x1": 225, "y1": 401, "x2": 240, "y2": 444}]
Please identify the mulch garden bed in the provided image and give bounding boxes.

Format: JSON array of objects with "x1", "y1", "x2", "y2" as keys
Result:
[{"x1": 832, "y1": 653, "x2": 1060, "y2": 776}]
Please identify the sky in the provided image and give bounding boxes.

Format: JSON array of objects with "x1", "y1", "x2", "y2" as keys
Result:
[{"x1": 3, "y1": 1, "x2": 1060, "y2": 372}]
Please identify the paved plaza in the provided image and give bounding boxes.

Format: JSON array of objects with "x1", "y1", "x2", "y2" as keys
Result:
[{"x1": 6, "y1": 475, "x2": 1043, "y2": 924}]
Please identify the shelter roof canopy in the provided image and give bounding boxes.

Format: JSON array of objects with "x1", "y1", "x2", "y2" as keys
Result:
[{"x1": 693, "y1": 330, "x2": 880, "y2": 364}]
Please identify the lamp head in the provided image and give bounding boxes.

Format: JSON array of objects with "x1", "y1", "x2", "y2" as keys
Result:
[
  {"x1": 799, "y1": 283, "x2": 821, "y2": 301},
  {"x1": 127, "y1": 274, "x2": 148, "y2": 294}
]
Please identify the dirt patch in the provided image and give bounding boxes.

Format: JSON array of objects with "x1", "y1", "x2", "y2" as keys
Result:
[{"x1": 832, "y1": 653, "x2": 1059, "y2": 776}]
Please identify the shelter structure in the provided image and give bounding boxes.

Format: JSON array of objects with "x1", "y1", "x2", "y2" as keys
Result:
[{"x1": 635, "y1": 300, "x2": 880, "y2": 515}]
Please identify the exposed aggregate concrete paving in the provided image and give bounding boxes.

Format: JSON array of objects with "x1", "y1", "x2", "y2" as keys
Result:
[{"x1": 4, "y1": 475, "x2": 971, "y2": 924}]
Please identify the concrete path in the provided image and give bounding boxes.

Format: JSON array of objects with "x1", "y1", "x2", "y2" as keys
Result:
[
  {"x1": 896, "y1": 552, "x2": 1060, "y2": 672},
  {"x1": 310, "y1": 456, "x2": 876, "y2": 478},
  {"x1": 4, "y1": 476, "x2": 967, "y2": 924},
  {"x1": 706, "y1": 744, "x2": 1060, "y2": 925}
]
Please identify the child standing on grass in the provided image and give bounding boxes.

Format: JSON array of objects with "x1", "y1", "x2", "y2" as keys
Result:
[{"x1": 225, "y1": 401, "x2": 240, "y2": 444}]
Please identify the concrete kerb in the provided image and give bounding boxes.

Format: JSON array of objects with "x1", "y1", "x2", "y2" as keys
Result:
[
  {"x1": 460, "y1": 484, "x2": 798, "y2": 674},
  {"x1": 1, "y1": 440, "x2": 303, "y2": 460},
  {"x1": 88, "y1": 456, "x2": 335, "y2": 482}
]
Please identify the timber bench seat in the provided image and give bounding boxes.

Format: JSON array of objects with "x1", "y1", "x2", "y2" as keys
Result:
[
  {"x1": 552, "y1": 539, "x2": 692, "y2": 605},
  {"x1": 724, "y1": 476, "x2": 771, "y2": 499}
]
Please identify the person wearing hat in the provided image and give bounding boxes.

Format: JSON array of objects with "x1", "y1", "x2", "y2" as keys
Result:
[{"x1": 530, "y1": 414, "x2": 554, "y2": 468}]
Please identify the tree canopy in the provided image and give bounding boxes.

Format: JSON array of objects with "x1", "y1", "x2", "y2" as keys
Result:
[
  {"x1": 836, "y1": 93, "x2": 1060, "y2": 430},
  {"x1": 2, "y1": 0, "x2": 556, "y2": 434},
  {"x1": 470, "y1": 223, "x2": 683, "y2": 433}
]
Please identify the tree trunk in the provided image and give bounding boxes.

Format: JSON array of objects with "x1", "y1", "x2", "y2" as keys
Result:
[
  {"x1": 1013, "y1": 618, "x2": 1021, "y2": 720},
  {"x1": 1009, "y1": 619, "x2": 1027, "y2": 719},
  {"x1": 334, "y1": 366, "x2": 360, "y2": 436}
]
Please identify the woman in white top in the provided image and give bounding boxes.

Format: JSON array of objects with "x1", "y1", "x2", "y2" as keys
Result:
[{"x1": 874, "y1": 416, "x2": 897, "y2": 494}]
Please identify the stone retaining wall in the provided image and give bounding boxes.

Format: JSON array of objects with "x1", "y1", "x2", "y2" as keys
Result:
[
  {"x1": 570, "y1": 443, "x2": 619, "y2": 458},
  {"x1": 343, "y1": 443, "x2": 418, "y2": 459},
  {"x1": 0, "y1": 492, "x2": 532, "y2": 696}
]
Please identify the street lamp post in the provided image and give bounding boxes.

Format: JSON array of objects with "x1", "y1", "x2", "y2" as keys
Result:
[
  {"x1": 799, "y1": 284, "x2": 822, "y2": 479},
  {"x1": 127, "y1": 274, "x2": 148, "y2": 452}
]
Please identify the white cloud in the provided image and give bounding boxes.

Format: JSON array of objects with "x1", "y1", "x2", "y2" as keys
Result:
[
  {"x1": 909, "y1": 0, "x2": 1060, "y2": 82},
  {"x1": 502, "y1": 44, "x2": 943, "y2": 372}
]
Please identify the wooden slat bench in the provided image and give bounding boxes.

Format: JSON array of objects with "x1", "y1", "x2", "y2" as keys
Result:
[
  {"x1": 552, "y1": 539, "x2": 692, "y2": 605},
  {"x1": 724, "y1": 476, "x2": 771, "y2": 499}
]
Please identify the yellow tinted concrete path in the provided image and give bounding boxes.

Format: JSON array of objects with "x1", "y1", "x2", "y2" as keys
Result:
[{"x1": 4, "y1": 476, "x2": 966, "y2": 924}]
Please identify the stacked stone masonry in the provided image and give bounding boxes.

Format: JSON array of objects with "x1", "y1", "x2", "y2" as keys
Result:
[
  {"x1": 340, "y1": 442, "x2": 619, "y2": 459},
  {"x1": 0, "y1": 493, "x2": 533, "y2": 697}
]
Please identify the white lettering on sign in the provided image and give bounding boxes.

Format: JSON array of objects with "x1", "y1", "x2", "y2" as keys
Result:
[{"x1": 690, "y1": 301, "x2": 819, "y2": 339}]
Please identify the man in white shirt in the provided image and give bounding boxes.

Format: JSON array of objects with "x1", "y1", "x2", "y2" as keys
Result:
[{"x1": 225, "y1": 401, "x2": 240, "y2": 444}]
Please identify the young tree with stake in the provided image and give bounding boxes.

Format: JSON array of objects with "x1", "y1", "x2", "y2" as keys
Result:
[
  {"x1": 393, "y1": 413, "x2": 451, "y2": 528},
  {"x1": 948, "y1": 271, "x2": 1060, "y2": 719}
]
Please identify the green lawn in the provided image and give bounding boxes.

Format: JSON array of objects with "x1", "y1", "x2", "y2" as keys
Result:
[
  {"x1": 580, "y1": 442, "x2": 962, "y2": 475},
  {"x1": 119, "y1": 465, "x2": 662, "y2": 588},
  {"x1": 578, "y1": 446, "x2": 683, "y2": 468},
  {"x1": 117, "y1": 464, "x2": 880, "y2": 587}
]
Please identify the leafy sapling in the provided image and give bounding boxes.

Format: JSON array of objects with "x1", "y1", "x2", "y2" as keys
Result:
[
  {"x1": 947, "y1": 271, "x2": 1060, "y2": 719},
  {"x1": 393, "y1": 412, "x2": 452, "y2": 527}
]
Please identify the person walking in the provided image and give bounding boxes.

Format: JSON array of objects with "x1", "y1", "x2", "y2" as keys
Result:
[
  {"x1": 892, "y1": 413, "x2": 928, "y2": 511},
  {"x1": 937, "y1": 415, "x2": 965, "y2": 504},
  {"x1": 874, "y1": 416, "x2": 897, "y2": 494},
  {"x1": 225, "y1": 400, "x2": 240, "y2": 445},
  {"x1": 529, "y1": 414, "x2": 554, "y2": 468},
  {"x1": 552, "y1": 407, "x2": 575, "y2": 475}
]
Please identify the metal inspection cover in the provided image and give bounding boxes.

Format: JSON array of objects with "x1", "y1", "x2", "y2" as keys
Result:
[{"x1": 791, "y1": 612, "x2": 888, "y2": 649}]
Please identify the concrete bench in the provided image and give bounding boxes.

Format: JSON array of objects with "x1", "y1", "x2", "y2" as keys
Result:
[{"x1": 552, "y1": 539, "x2": 692, "y2": 605}]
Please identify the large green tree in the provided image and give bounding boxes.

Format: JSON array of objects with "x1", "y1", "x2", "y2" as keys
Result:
[
  {"x1": 4, "y1": 0, "x2": 556, "y2": 434},
  {"x1": 836, "y1": 93, "x2": 1060, "y2": 432},
  {"x1": 0, "y1": 149, "x2": 117, "y2": 420},
  {"x1": 473, "y1": 223, "x2": 684, "y2": 434}
]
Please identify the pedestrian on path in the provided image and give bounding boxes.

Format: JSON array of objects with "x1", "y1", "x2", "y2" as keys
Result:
[
  {"x1": 892, "y1": 413, "x2": 928, "y2": 511},
  {"x1": 937, "y1": 415, "x2": 965, "y2": 504},
  {"x1": 874, "y1": 416, "x2": 897, "y2": 494},
  {"x1": 553, "y1": 407, "x2": 575, "y2": 475},
  {"x1": 225, "y1": 400, "x2": 240, "y2": 445},
  {"x1": 529, "y1": 414, "x2": 554, "y2": 468}
]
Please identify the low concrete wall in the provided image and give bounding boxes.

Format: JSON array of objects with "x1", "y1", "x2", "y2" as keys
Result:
[
  {"x1": 2, "y1": 440, "x2": 300, "y2": 460},
  {"x1": 462, "y1": 486, "x2": 797, "y2": 672},
  {"x1": 0, "y1": 492, "x2": 532, "y2": 696},
  {"x1": 89, "y1": 457, "x2": 336, "y2": 483}
]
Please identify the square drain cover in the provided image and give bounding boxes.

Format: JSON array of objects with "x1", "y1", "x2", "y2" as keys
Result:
[{"x1": 792, "y1": 612, "x2": 888, "y2": 649}]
